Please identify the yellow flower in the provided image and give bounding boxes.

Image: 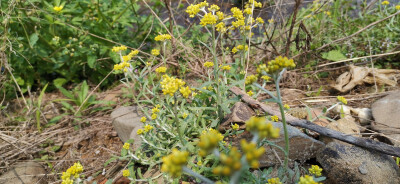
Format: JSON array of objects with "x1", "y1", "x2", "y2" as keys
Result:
[
  {"x1": 151, "y1": 49, "x2": 160, "y2": 56},
  {"x1": 232, "y1": 19, "x2": 245, "y2": 28},
  {"x1": 244, "y1": 8, "x2": 252, "y2": 15},
  {"x1": 337, "y1": 96, "x2": 347, "y2": 104},
  {"x1": 241, "y1": 140, "x2": 265, "y2": 168},
  {"x1": 298, "y1": 175, "x2": 319, "y2": 184},
  {"x1": 382, "y1": 1, "x2": 389, "y2": 5},
  {"x1": 200, "y1": 12, "x2": 217, "y2": 26},
  {"x1": 284, "y1": 104, "x2": 290, "y2": 109},
  {"x1": 309, "y1": 165, "x2": 323, "y2": 177},
  {"x1": 160, "y1": 75, "x2": 186, "y2": 96},
  {"x1": 220, "y1": 65, "x2": 231, "y2": 71},
  {"x1": 53, "y1": 6, "x2": 63, "y2": 12},
  {"x1": 245, "y1": 74, "x2": 258, "y2": 85},
  {"x1": 216, "y1": 22, "x2": 227, "y2": 33},
  {"x1": 247, "y1": 90, "x2": 254, "y2": 96},
  {"x1": 128, "y1": 50, "x2": 139, "y2": 57},
  {"x1": 204, "y1": 61, "x2": 214, "y2": 68},
  {"x1": 256, "y1": 17, "x2": 264, "y2": 24},
  {"x1": 161, "y1": 148, "x2": 189, "y2": 178},
  {"x1": 122, "y1": 55, "x2": 132, "y2": 62},
  {"x1": 232, "y1": 47, "x2": 239, "y2": 54},
  {"x1": 180, "y1": 86, "x2": 191, "y2": 98},
  {"x1": 61, "y1": 162, "x2": 84, "y2": 184},
  {"x1": 151, "y1": 113, "x2": 157, "y2": 120},
  {"x1": 324, "y1": 11, "x2": 331, "y2": 16},
  {"x1": 261, "y1": 75, "x2": 271, "y2": 81},
  {"x1": 111, "y1": 46, "x2": 127, "y2": 52},
  {"x1": 123, "y1": 143, "x2": 130, "y2": 150},
  {"x1": 182, "y1": 113, "x2": 188, "y2": 119},
  {"x1": 208, "y1": 4, "x2": 220, "y2": 12},
  {"x1": 267, "y1": 177, "x2": 282, "y2": 184},
  {"x1": 122, "y1": 169, "x2": 130, "y2": 177},
  {"x1": 152, "y1": 106, "x2": 160, "y2": 114},
  {"x1": 186, "y1": 4, "x2": 201, "y2": 17},
  {"x1": 246, "y1": 116, "x2": 280, "y2": 139},
  {"x1": 216, "y1": 11, "x2": 225, "y2": 20},
  {"x1": 156, "y1": 66, "x2": 167, "y2": 73},
  {"x1": 231, "y1": 7, "x2": 244, "y2": 20},
  {"x1": 232, "y1": 123, "x2": 240, "y2": 130},
  {"x1": 140, "y1": 117, "x2": 147, "y2": 123},
  {"x1": 212, "y1": 147, "x2": 242, "y2": 176},
  {"x1": 271, "y1": 115, "x2": 279, "y2": 122},
  {"x1": 144, "y1": 124, "x2": 154, "y2": 132},
  {"x1": 266, "y1": 56, "x2": 296, "y2": 74},
  {"x1": 155, "y1": 34, "x2": 172, "y2": 41},
  {"x1": 198, "y1": 129, "x2": 224, "y2": 157},
  {"x1": 396, "y1": 5, "x2": 400, "y2": 10},
  {"x1": 268, "y1": 18, "x2": 274, "y2": 23},
  {"x1": 137, "y1": 129, "x2": 144, "y2": 135},
  {"x1": 197, "y1": 160, "x2": 203, "y2": 166}
]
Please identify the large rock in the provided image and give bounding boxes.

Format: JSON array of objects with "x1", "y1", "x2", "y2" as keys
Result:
[
  {"x1": 317, "y1": 142, "x2": 400, "y2": 184},
  {"x1": 218, "y1": 102, "x2": 255, "y2": 131},
  {"x1": 371, "y1": 91, "x2": 400, "y2": 146},
  {"x1": 111, "y1": 106, "x2": 143, "y2": 149},
  {"x1": 0, "y1": 162, "x2": 46, "y2": 184},
  {"x1": 231, "y1": 122, "x2": 325, "y2": 167}
]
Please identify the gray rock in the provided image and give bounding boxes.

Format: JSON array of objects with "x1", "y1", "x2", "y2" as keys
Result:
[
  {"x1": 317, "y1": 142, "x2": 400, "y2": 184},
  {"x1": 321, "y1": 117, "x2": 361, "y2": 145},
  {"x1": 371, "y1": 91, "x2": 400, "y2": 146},
  {"x1": 111, "y1": 106, "x2": 143, "y2": 149},
  {"x1": 218, "y1": 102, "x2": 255, "y2": 131},
  {"x1": 232, "y1": 122, "x2": 325, "y2": 167},
  {"x1": 0, "y1": 162, "x2": 46, "y2": 184}
]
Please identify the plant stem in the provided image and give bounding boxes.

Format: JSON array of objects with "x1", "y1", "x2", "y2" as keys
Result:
[
  {"x1": 211, "y1": 25, "x2": 223, "y2": 120},
  {"x1": 275, "y1": 79, "x2": 289, "y2": 171},
  {"x1": 173, "y1": 94, "x2": 185, "y2": 147},
  {"x1": 183, "y1": 167, "x2": 214, "y2": 184}
]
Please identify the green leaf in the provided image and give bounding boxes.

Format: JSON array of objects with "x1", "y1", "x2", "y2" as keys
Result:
[
  {"x1": 57, "y1": 86, "x2": 74, "y2": 99},
  {"x1": 29, "y1": 33, "x2": 39, "y2": 47},
  {"x1": 104, "y1": 157, "x2": 117, "y2": 167},
  {"x1": 52, "y1": 145, "x2": 61, "y2": 152},
  {"x1": 322, "y1": 50, "x2": 347, "y2": 61},
  {"x1": 87, "y1": 55, "x2": 96, "y2": 68},
  {"x1": 121, "y1": 148, "x2": 128, "y2": 156},
  {"x1": 53, "y1": 78, "x2": 67, "y2": 88}
]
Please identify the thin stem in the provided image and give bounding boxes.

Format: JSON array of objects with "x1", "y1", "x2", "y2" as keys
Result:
[
  {"x1": 183, "y1": 167, "x2": 214, "y2": 184},
  {"x1": 173, "y1": 94, "x2": 185, "y2": 147},
  {"x1": 275, "y1": 78, "x2": 289, "y2": 171},
  {"x1": 211, "y1": 25, "x2": 223, "y2": 120}
]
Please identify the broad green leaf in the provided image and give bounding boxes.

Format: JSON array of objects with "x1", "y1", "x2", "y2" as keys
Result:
[
  {"x1": 322, "y1": 50, "x2": 346, "y2": 61},
  {"x1": 87, "y1": 55, "x2": 96, "y2": 68}
]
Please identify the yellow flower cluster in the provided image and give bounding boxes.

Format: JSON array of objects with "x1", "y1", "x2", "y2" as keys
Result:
[
  {"x1": 298, "y1": 175, "x2": 319, "y2": 184},
  {"x1": 216, "y1": 22, "x2": 227, "y2": 33},
  {"x1": 284, "y1": 104, "x2": 290, "y2": 109},
  {"x1": 198, "y1": 129, "x2": 224, "y2": 157},
  {"x1": 161, "y1": 148, "x2": 189, "y2": 178},
  {"x1": 220, "y1": 65, "x2": 231, "y2": 71},
  {"x1": 256, "y1": 17, "x2": 264, "y2": 24},
  {"x1": 231, "y1": 7, "x2": 244, "y2": 20},
  {"x1": 122, "y1": 50, "x2": 139, "y2": 62},
  {"x1": 179, "y1": 86, "x2": 192, "y2": 98},
  {"x1": 212, "y1": 147, "x2": 242, "y2": 176},
  {"x1": 245, "y1": 74, "x2": 258, "y2": 85},
  {"x1": 265, "y1": 56, "x2": 295, "y2": 74},
  {"x1": 53, "y1": 6, "x2": 63, "y2": 12},
  {"x1": 247, "y1": 0, "x2": 262, "y2": 8},
  {"x1": 232, "y1": 45, "x2": 248, "y2": 54},
  {"x1": 111, "y1": 45, "x2": 127, "y2": 52},
  {"x1": 151, "y1": 106, "x2": 160, "y2": 120},
  {"x1": 247, "y1": 90, "x2": 254, "y2": 96},
  {"x1": 151, "y1": 49, "x2": 160, "y2": 56},
  {"x1": 160, "y1": 75, "x2": 186, "y2": 96},
  {"x1": 245, "y1": 116, "x2": 280, "y2": 139},
  {"x1": 232, "y1": 123, "x2": 240, "y2": 130},
  {"x1": 156, "y1": 66, "x2": 167, "y2": 73},
  {"x1": 140, "y1": 116, "x2": 147, "y2": 123},
  {"x1": 208, "y1": 4, "x2": 220, "y2": 12},
  {"x1": 267, "y1": 177, "x2": 282, "y2": 184},
  {"x1": 113, "y1": 61, "x2": 130, "y2": 72},
  {"x1": 203, "y1": 61, "x2": 214, "y2": 68},
  {"x1": 182, "y1": 113, "x2": 188, "y2": 119},
  {"x1": 186, "y1": 1, "x2": 208, "y2": 17},
  {"x1": 123, "y1": 142, "x2": 130, "y2": 150},
  {"x1": 382, "y1": 1, "x2": 389, "y2": 5},
  {"x1": 241, "y1": 139, "x2": 265, "y2": 168},
  {"x1": 155, "y1": 34, "x2": 172, "y2": 41},
  {"x1": 337, "y1": 96, "x2": 347, "y2": 104},
  {"x1": 123, "y1": 169, "x2": 130, "y2": 177},
  {"x1": 309, "y1": 165, "x2": 323, "y2": 177},
  {"x1": 257, "y1": 64, "x2": 267, "y2": 74},
  {"x1": 137, "y1": 129, "x2": 144, "y2": 135},
  {"x1": 144, "y1": 124, "x2": 154, "y2": 132},
  {"x1": 200, "y1": 12, "x2": 217, "y2": 26},
  {"x1": 261, "y1": 75, "x2": 271, "y2": 81},
  {"x1": 271, "y1": 115, "x2": 279, "y2": 122},
  {"x1": 61, "y1": 162, "x2": 83, "y2": 184},
  {"x1": 396, "y1": 5, "x2": 400, "y2": 10}
]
